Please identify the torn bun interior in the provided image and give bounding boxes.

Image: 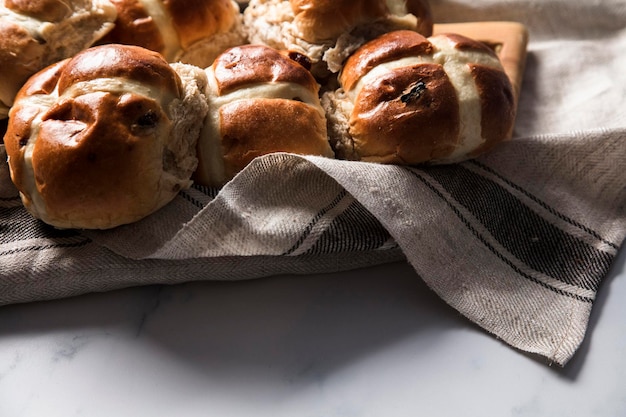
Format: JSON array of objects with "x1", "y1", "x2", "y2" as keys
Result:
[{"x1": 243, "y1": 0, "x2": 433, "y2": 78}]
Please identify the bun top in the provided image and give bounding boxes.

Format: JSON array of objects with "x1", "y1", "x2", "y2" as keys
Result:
[
  {"x1": 340, "y1": 30, "x2": 433, "y2": 91},
  {"x1": 341, "y1": 30, "x2": 499, "y2": 91},
  {"x1": 55, "y1": 41, "x2": 183, "y2": 96},
  {"x1": 341, "y1": 30, "x2": 502, "y2": 93},
  {"x1": 4, "y1": 44, "x2": 204, "y2": 229},
  {"x1": 290, "y1": 0, "x2": 388, "y2": 43},
  {"x1": 166, "y1": 0, "x2": 239, "y2": 47},
  {"x1": 211, "y1": 44, "x2": 319, "y2": 94},
  {"x1": 289, "y1": 0, "x2": 432, "y2": 43},
  {"x1": 102, "y1": 0, "x2": 240, "y2": 62}
]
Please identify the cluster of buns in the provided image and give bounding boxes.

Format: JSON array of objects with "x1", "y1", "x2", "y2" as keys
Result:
[
  {"x1": 0, "y1": 0, "x2": 245, "y2": 120},
  {"x1": 2, "y1": 0, "x2": 518, "y2": 229}
]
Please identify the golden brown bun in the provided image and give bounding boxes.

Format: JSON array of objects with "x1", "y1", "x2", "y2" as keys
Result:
[
  {"x1": 4, "y1": 44, "x2": 209, "y2": 229},
  {"x1": 322, "y1": 30, "x2": 515, "y2": 164},
  {"x1": 0, "y1": 0, "x2": 118, "y2": 119},
  {"x1": 290, "y1": 0, "x2": 389, "y2": 43},
  {"x1": 211, "y1": 45, "x2": 319, "y2": 95},
  {"x1": 194, "y1": 44, "x2": 334, "y2": 187},
  {"x1": 243, "y1": 0, "x2": 433, "y2": 78},
  {"x1": 100, "y1": 0, "x2": 246, "y2": 68},
  {"x1": 291, "y1": 0, "x2": 432, "y2": 43}
]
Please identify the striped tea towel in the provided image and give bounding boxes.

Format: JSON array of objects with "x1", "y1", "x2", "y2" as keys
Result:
[{"x1": 2, "y1": 0, "x2": 626, "y2": 366}]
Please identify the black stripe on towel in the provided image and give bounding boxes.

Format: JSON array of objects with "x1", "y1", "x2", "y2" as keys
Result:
[
  {"x1": 469, "y1": 160, "x2": 619, "y2": 250},
  {"x1": 0, "y1": 238, "x2": 91, "y2": 257},
  {"x1": 409, "y1": 169, "x2": 593, "y2": 303},
  {"x1": 413, "y1": 164, "x2": 612, "y2": 294},
  {"x1": 178, "y1": 190, "x2": 206, "y2": 210},
  {"x1": 306, "y1": 199, "x2": 392, "y2": 255},
  {"x1": 282, "y1": 190, "x2": 348, "y2": 255},
  {"x1": 190, "y1": 183, "x2": 221, "y2": 199}
]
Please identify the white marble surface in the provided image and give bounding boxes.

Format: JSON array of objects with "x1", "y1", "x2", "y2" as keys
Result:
[{"x1": 1, "y1": 247, "x2": 625, "y2": 417}]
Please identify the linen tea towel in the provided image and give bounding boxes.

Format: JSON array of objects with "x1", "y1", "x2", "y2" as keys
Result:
[{"x1": 2, "y1": 0, "x2": 626, "y2": 366}]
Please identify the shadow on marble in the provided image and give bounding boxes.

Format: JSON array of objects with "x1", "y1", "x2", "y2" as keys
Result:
[{"x1": 0, "y1": 262, "x2": 475, "y2": 381}]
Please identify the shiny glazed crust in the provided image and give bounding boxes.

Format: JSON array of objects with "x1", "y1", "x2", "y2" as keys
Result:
[
  {"x1": 100, "y1": 0, "x2": 244, "y2": 66},
  {"x1": 324, "y1": 30, "x2": 516, "y2": 164},
  {"x1": 4, "y1": 44, "x2": 208, "y2": 229},
  {"x1": 194, "y1": 44, "x2": 334, "y2": 187},
  {"x1": 433, "y1": 21, "x2": 529, "y2": 103},
  {"x1": 167, "y1": 0, "x2": 239, "y2": 48},
  {"x1": 212, "y1": 44, "x2": 320, "y2": 94},
  {"x1": 290, "y1": 0, "x2": 390, "y2": 43},
  {"x1": 290, "y1": 0, "x2": 433, "y2": 42},
  {"x1": 218, "y1": 98, "x2": 330, "y2": 181}
]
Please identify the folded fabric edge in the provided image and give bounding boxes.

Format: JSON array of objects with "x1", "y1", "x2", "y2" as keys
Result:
[
  {"x1": 292, "y1": 128, "x2": 626, "y2": 367},
  {"x1": 0, "y1": 244, "x2": 407, "y2": 307}
]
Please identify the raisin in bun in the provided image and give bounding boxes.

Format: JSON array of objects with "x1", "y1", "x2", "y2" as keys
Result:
[
  {"x1": 243, "y1": 0, "x2": 433, "y2": 79},
  {"x1": 0, "y1": 0, "x2": 118, "y2": 119},
  {"x1": 100, "y1": 0, "x2": 246, "y2": 68},
  {"x1": 4, "y1": 44, "x2": 209, "y2": 229},
  {"x1": 194, "y1": 44, "x2": 334, "y2": 187},
  {"x1": 322, "y1": 30, "x2": 516, "y2": 165}
]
